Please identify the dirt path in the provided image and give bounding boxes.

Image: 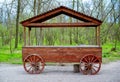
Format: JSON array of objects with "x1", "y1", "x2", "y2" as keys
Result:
[{"x1": 0, "y1": 61, "x2": 120, "y2": 82}]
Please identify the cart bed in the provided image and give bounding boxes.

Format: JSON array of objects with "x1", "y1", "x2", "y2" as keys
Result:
[{"x1": 22, "y1": 45, "x2": 102, "y2": 63}]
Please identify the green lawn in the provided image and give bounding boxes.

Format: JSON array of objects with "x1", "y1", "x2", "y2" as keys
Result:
[
  {"x1": 0, "y1": 43, "x2": 120, "y2": 64},
  {"x1": 102, "y1": 43, "x2": 120, "y2": 63},
  {"x1": 0, "y1": 46, "x2": 22, "y2": 64}
]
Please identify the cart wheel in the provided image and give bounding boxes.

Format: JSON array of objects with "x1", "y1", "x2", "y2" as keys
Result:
[
  {"x1": 23, "y1": 54, "x2": 45, "y2": 74},
  {"x1": 80, "y1": 55, "x2": 101, "y2": 75}
]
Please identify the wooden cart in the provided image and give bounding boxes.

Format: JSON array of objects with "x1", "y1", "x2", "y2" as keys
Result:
[{"x1": 20, "y1": 6, "x2": 102, "y2": 75}]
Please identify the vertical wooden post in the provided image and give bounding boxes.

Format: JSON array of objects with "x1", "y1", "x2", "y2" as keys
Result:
[
  {"x1": 95, "y1": 27, "x2": 97, "y2": 45},
  {"x1": 40, "y1": 28, "x2": 42, "y2": 45},
  {"x1": 96, "y1": 26, "x2": 100, "y2": 46},
  {"x1": 73, "y1": 64, "x2": 80, "y2": 73},
  {"x1": 24, "y1": 27, "x2": 26, "y2": 46},
  {"x1": 28, "y1": 27, "x2": 31, "y2": 45}
]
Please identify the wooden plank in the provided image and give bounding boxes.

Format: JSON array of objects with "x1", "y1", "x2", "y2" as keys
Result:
[
  {"x1": 96, "y1": 26, "x2": 100, "y2": 46},
  {"x1": 23, "y1": 45, "x2": 100, "y2": 48},
  {"x1": 23, "y1": 27, "x2": 26, "y2": 46},
  {"x1": 22, "y1": 47, "x2": 102, "y2": 63},
  {"x1": 28, "y1": 28, "x2": 31, "y2": 45},
  {"x1": 26, "y1": 23, "x2": 98, "y2": 27},
  {"x1": 62, "y1": 8, "x2": 101, "y2": 24},
  {"x1": 21, "y1": 6, "x2": 102, "y2": 26}
]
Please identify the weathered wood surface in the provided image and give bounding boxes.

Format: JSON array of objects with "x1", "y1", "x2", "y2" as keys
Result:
[
  {"x1": 22, "y1": 46, "x2": 102, "y2": 63},
  {"x1": 21, "y1": 6, "x2": 102, "y2": 27},
  {"x1": 73, "y1": 64, "x2": 80, "y2": 73},
  {"x1": 25, "y1": 23, "x2": 99, "y2": 27}
]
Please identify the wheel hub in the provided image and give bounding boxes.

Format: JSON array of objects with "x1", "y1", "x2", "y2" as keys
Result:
[
  {"x1": 88, "y1": 63, "x2": 92, "y2": 68},
  {"x1": 31, "y1": 63, "x2": 36, "y2": 67}
]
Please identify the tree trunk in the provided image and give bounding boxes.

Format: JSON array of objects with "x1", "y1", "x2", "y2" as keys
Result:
[
  {"x1": 76, "y1": 0, "x2": 79, "y2": 44},
  {"x1": 33, "y1": 0, "x2": 38, "y2": 45},
  {"x1": 37, "y1": 0, "x2": 42, "y2": 45},
  {"x1": 15, "y1": 0, "x2": 21, "y2": 48},
  {"x1": 1, "y1": 32, "x2": 4, "y2": 46}
]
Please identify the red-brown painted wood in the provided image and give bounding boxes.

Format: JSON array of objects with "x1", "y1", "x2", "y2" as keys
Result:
[
  {"x1": 20, "y1": 6, "x2": 102, "y2": 27},
  {"x1": 22, "y1": 46, "x2": 102, "y2": 63},
  {"x1": 24, "y1": 55, "x2": 45, "y2": 74},
  {"x1": 25, "y1": 23, "x2": 98, "y2": 27},
  {"x1": 80, "y1": 54, "x2": 101, "y2": 75}
]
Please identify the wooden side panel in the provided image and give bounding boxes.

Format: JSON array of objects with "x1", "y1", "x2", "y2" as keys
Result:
[{"x1": 22, "y1": 47, "x2": 102, "y2": 63}]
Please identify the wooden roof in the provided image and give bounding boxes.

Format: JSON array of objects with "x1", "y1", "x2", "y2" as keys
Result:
[{"x1": 20, "y1": 6, "x2": 102, "y2": 28}]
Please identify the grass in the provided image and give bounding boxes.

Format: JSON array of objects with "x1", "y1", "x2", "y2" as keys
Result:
[
  {"x1": 102, "y1": 43, "x2": 120, "y2": 64},
  {"x1": 0, "y1": 46, "x2": 22, "y2": 64},
  {"x1": 0, "y1": 43, "x2": 120, "y2": 64}
]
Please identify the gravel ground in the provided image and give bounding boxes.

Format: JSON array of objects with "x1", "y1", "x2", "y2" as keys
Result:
[{"x1": 0, "y1": 61, "x2": 120, "y2": 82}]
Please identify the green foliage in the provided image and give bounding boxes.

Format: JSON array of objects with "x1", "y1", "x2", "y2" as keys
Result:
[
  {"x1": 102, "y1": 43, "x2": 120, "y2": 63},
  {"x1": 0, "y1": 47, "x2": 22, "y2": 64},
  {"x1": 0, "y1": 0, "x2": 119, "y2": 64}
]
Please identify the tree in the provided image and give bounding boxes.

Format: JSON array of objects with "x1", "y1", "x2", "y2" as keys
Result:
[{"x1": 15, "y1": 0, "x2": 21, "y2": 48}]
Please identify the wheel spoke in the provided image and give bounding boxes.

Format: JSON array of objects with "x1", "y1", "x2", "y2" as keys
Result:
[
  {"x1": 92, "y1": 58, "x2": 97, "y2": 62},
  {"x1": 32, "y1": 56, "x2": 34, "y2": 62},
  {"x1": 35, "y1": 58, "x2": 40, "y2": 62},
  {"x1": 92, "y1": 67, "x2": 97, "y2": 73},
  {"x1": 31, "y1": 68, "x2": 34, "y2": 73},
  {"x1": 88, "y1": 56, "x2": 91, "y2": 62},
  {"x1": 28, "y1": 66, "x2": 32, "y2": 72},
  {"x1": 27, "y1": 58, "x2": 31, "y2": 62},
  {"x1": 81, "y1": 61, "x2": 87, "y2": 64},
  {"x1": 33, "y1": 55, "x2": 35, "y2": 62},
  {"x1": 93, "y1": 65, "x2": 99, "y2": 68},
  {"x1": 84, "y1": 57, "x2": 89, "y2": 63},
  {"x1": 29, "y1": 56, "x2": 33, "y2": 62},
  {"x1": 26, "y1": 64, "x2": 31, "y2": 67},
  {"x1": 90, "y1": 56, "x2": 95, "y2": 62},
  {"x1": 84, "y1": 67, "x2": 89, "y2": 75},
  {"x1": 26, "y1": 58, "x2": 32, "y2": 63},
  {"x1": 80, "y1": 63, "x2": 88, "y2": 67}
]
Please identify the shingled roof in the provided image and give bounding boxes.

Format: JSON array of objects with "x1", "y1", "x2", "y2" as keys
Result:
[{"x1": 20, "y1": 6, "x2": 102, "y2": 27}]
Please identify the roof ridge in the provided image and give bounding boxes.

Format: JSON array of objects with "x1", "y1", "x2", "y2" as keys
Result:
[{"x1": 21, "y1": 6, "x2": 102, "y2": 26}]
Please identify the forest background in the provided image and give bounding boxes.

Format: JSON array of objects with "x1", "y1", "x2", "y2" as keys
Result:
[{"x1": 0, "y1": 0, "x2": 120, "y2": 64}]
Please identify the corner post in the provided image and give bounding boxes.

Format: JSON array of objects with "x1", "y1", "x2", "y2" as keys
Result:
[
  {"x1": 96, "y1": 26, "x2": 100, "y2": 46},
  {"x1": 28, "y1": 27, "x2": 31, "y2": 45},
  {"x1": 24, "y1": 27, "x2": 26, "y2": 46}
]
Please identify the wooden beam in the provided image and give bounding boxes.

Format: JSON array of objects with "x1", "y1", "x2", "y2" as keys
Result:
[
  {"x1": 23, "y1": 27, "x2": 26, "y2": 46},
  {"x1": 21, "y1": 6, "x2": 102, "y2": 25},
  {"x1": 95, "y1": 27, "x2": 97, "y2": 45},
  {"x1": 96, "y1": 26, "x2": 100, "y2": 46},
  {"x1": 26, "y1": 23, "x2": 98, "y2": 27},
  {"x1": 28, "y1": 28, "x2": 31, "y2": 45}
]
